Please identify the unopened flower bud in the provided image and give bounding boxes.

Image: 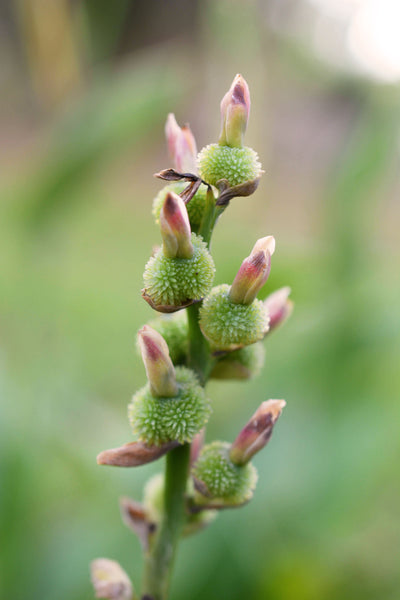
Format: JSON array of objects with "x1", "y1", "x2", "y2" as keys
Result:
[
  {"x1": 230, "y1": 399, "x2": 286, "y2": 466},
  {"x1": 219, "y1": 74, "x2": 251, "y2": 148},
  {"x1": 138, "y1": 325, "x2": 178, "y2": 397},
  {"x1": 160, "y1": 191, "x2": 193, "y2": 259},
  {"x1": 90, "y1": 558, "x2": 134, "y2": 600},
  {"x1": 96, "y1": 440, "x2": 179, "y2": 467},
  {"x1": 190, "y1": 428, "x2": 205, "y2": 464},
  {"x1": 229, "y1": 236, "x2": 275, "y2": 305},
  {"x1": 264, "y1": 287, "x2": 293, "y2": 331},
  {"x1": 165, "y1": 113, "x2": 198, "y2": 173}
]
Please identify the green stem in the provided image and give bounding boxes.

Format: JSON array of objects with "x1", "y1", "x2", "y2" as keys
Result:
[
  {"x1": 141, "y1": 444, "x2": 191, "y2": 600},
  {"x1": 141, "y1": 185, "x2": 219, "y2": 599}
]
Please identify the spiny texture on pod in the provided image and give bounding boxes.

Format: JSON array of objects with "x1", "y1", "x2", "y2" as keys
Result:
[
  {"x1": 211, "y1": 341, "x2": 265, "y2": 380},
  {"x1": 192, "y1": 441, "x2": 258, "y2": 507},
  {"x1": 198, "y1": 144, "x2": 261, "y2": 187},
  {"x1": 143, "y1": 233, "x2": 215, "y2": 309},
  {"x1": 153, "y1": 183, "x2": 209, "y2": 230},
  {"x1": 143, "y1": 473, "x2": 217, "y2": 536},
  {"x1": 145, "y1": 313, "x2": 188, "y2": 365},
  {"x1": 128, "y1": 366, "x2": 211, "y2": 445},
  {"x1": 199, "y1": 284, "x2": 269, "y2": 351}
]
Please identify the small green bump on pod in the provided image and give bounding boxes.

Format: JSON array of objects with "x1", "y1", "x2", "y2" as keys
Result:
[
  {"x1": 192, "y1": 441, "x2": 258, "y2": 507},
  {"x1": 128, "y1": 366, "x2": 212, "y2": 446},
  {"x1": 144, "y1": 312, "x2": 188, "y2": 365},
  {"x1": 199, "y1": 284, "x2": 269, "y2": 351},
  {"x1": 153, "y1": 183, "x2": 209, "y2": 230},
  {"x1": 210, "y1": 342, "x2": 265, "y2": 380},
  {"x1": 198, "y1": 144, "x2": 261, "y2": 187},
  {"x1": 143, "y1": 233, "x2": 215, "y2": 309}
]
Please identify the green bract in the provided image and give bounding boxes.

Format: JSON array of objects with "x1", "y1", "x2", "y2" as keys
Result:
[
  {"x1": 143, "y1": 233, "x2": 215, "y2": 309},
  {"x1": 211, "y1": 341, "x2": 265, "y2": 380},
  {"x1": 192, "y1": 441, "x2": 258, "y2": 507},
  {"x1": 128, "y1": 366, "x2": 211, "y2": 445},
  {"x1": 198, "y1": 144, "x2": 261, "y2": 187},
  {"x1": 199, "y1": 284, "x2": 269, "y2": 350},
  {"x1": 146, "y1": 313, "x2": 188, "y2": 365},
  {"x1": 152, "y1": 182, "x2": 208, "y2": 230}
]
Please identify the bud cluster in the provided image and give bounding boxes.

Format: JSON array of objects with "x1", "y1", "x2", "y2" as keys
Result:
[{"x1": 93, "y1": 75, "x2": 292, "y2": 600}]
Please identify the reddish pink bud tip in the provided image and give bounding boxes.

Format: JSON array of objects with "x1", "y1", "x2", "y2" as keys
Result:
[
  {"x1": 97, "y1": 440, "x2": 179, "y2": 467},
  {"x1": 138, "y1": 325, "x2": 178, "y2": 397},
  {"x1": 219, "y1": 74, "x2": 251, "y2": 148},
  {"x1": 264, "y1": 287, "x2": 293, "y2": 332},
  {"x1": 160, "y1": 191, "x2": 193, "y2": 259},
  {"x1": 230, "y1": 399, "x2": 286, "y2": 465},
  {"x1": 229, "y1": 236, "x2": 275, "y2": 305},
  {"x1": 165, "y1": 113, "x2": 198, "y2": 173}
]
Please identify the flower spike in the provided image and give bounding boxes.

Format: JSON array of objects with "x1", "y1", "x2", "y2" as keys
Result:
[
  {"x1": 138, "y1": 325, "x2": 178, "y2": 397},
  {"x1": 165, "y1": 113, "x2": 198, "y2": 174},
  {"x1": 230, "y1": 399, "x2": 286, "y2": 466},
  {"x1": 219, "y1": 74, "x2": 251, "y2": 148},
  {"x1": 160, "y1": 191, "x2": 194, "y2": 259}
]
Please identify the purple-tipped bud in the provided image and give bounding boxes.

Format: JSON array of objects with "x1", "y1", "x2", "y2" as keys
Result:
[
  {"x1": 190, "y1": 428, "x2": 205, "y2": 465},
  {"x1": 219, "y1": 74, "x2": 251, "y2": 148},
  {"x1": 90, "y1": 558, "x2": 134, "y2": 600},
  {"x1": 160, "y1": 191, "x2": 193, "y2": 259},
  {"x1": 229, "y1": 236, "x2": 275, "y2": 305},
  {"x1": 230, "y1": 399, "x2": 286, "y2": 466},
  {"x1": 138, "y1": 325, "x2": 178, "y2": 397},
  {"x1": 264, "y1": 287, "x2": 293, "y2": 332},
  {"x1": 165, "y1": 113, "x2": 198, "y2": 173},
  {"x1": 97, "y1": 440, "x2": 179, "y2": 467}
]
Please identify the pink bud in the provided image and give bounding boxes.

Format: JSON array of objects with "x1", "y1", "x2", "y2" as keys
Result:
[
  {"x1": 219, "y1": 74, "x2": 251, "y2": 148},
  {"x1": 138, "y1": 325, "x2": 178, "y2": 397},
  {"x1": 230, "y1": 399, "x2": 286, "y2": 466},
  {"x1": 264, "y1": 287, "x2": 293, "y2": 331},
  {"x1": 165, "y1": 113, "x2": 198, "y2": 173},
  {"x1": 90, "y1": 558, "x2": 134, "y2": 600},
  {"x1": 229, "y1": 236, "x2": 275, "y2": 305},
  {"x1": 160, "y1": 191, "x2": 193, "y2": 259},
  {"x1": 97, "y1": 440, "x2": 179, "y2": 467},
  {"x1": 119, "y1": 497, "x2": 153, "y2": 551},
  {"x1": 190, "y1": 428, "x2": 205, "y2": 465}
]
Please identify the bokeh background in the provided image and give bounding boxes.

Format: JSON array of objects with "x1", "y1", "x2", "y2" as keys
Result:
[{"x1": 1, "y1": 1, "x2": 400, "y2": 599}]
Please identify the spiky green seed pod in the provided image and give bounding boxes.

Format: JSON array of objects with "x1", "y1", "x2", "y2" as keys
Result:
[
  {"x1": 210, "y1": 342, "x2": 265, "y2": 380},
  {"x1": 145, "y1": 312, "x2": 188, "y2": 365},
  {"x1": 152, "y1": 183, "x2": 208, "y2": 230},
  {"x1": 143, "y1": 473, "x2": 217, "y2": 536},
  {"x1": 198, "y1": 144, "x2": 261, "y2": 187},
  {"x1": 128, "y1": 366, "x2": 211, "y2": 446},
  {"x1": 143, "y1": 233, "x2": 215, "y2": 310},
  {"x1": 199, "y1": 284, "x2": 269, "y2": 351},
  {"x1": 192, "y1": 441, "x2": 258, "y2": 508}
]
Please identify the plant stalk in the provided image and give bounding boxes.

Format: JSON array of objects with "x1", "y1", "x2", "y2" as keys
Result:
[{"x1": 141, "y1": 189, "x2": 218, "y2": 599}]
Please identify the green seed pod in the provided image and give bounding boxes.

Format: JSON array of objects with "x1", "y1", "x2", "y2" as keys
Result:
[
  {"x1": 128, "y1": 366, "x2": 212, "y2": 446},
  {"x1": 143, "y1": 233, "x2": 215, "y2": 310},
  {"x1": 199, "y1": 284, "x2": 269, "y2": 351},
  {"x1": 145, "y1": 313, "x2": 188, "y2": 365},
  {"x1": 198, "y1": 144, "x2": 261, "y2": 187},
  {"x1": 153, "y1": 183, "x2": 209, "y2": 230},
  {"x1": 143, "y1": 473, "x2": 217, "y2": 536},
  {"x1": 210, "y1": 342, "x2": 265, "y2": 380},
  {"x1": 192, "y1": 441, "x2": 258, "y2": 508}
]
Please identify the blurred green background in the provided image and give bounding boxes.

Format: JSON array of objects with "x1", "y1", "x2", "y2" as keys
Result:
[{"x1": 1, "y1": 1, "x2": 400, "y2": 599}]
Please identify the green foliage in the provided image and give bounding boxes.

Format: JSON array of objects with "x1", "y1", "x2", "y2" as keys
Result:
[
  {"x1": 199, "y1": 284, "x2": 268, "y2": 350},
  {"x1": 198, "y1": 144, "x2": 261, "y2": 186},
  {"x1": 143, "y1": 233, "x2": 215, "y2": 307},
  {"x1": 192, "y1": 441, "x2": 258, "y2": 507},
  {"x1": 128, "y1": 367, "x2": 212, "y2": 445}
]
